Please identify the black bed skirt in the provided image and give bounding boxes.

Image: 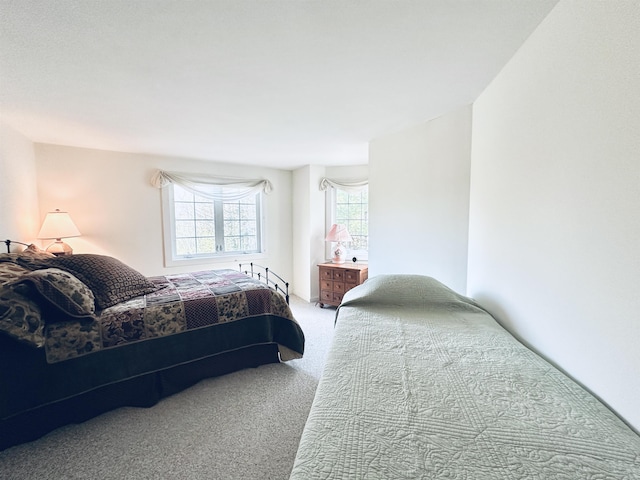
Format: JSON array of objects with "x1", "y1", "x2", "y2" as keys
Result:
[{"x1": 0, "y1": 343, "x2": 279, "y2": 451}]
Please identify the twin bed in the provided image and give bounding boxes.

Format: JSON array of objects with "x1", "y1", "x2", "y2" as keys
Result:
[
  {"x1": 0, "y1": 242, "x2": 304, "y2": 450},
  {"x1": 290, "y1": 274, "x2": 640, "y2": 479}
]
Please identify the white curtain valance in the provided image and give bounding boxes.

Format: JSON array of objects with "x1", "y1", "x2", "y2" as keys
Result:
[
  {"x1": 319, "y1": 177, "x2": 368, "y2": 193},
  {"x1": 151, "y1": 170, "x2": 272, "y2": 202}
]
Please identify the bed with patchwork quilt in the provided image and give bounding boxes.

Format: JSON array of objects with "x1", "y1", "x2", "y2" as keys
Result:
[
  {"x1": 290, "y1": 274, "x2": 640, "y2": 479},
  {"x1": 0, "y1": 245, "x2": 304, "y2": 450}
]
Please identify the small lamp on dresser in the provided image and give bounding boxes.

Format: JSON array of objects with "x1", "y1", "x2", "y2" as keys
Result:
[
  {"x1": 37, "y1": 209, "x2": 81, "y2": 256},
  {"x1": 325, "y1": 224, "x2": 352, "y2": 264}
]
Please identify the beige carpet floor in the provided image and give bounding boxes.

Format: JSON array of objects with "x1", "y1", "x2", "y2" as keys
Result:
[{"x1": 0, "y1": 296, "x2": 336, "y2": 480}]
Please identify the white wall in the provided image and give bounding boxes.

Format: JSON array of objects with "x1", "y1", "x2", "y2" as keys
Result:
[
  {"x1": 0, "y1": 123, "x2": 40, "y2": 246},
  {"x1": 468, "y1": 0, "x2": 640, "y2": 430},
  {"x1": 292, "y1": 165, "x2": 325, "y2": 302},
  {"x1": 369, "y1": 105, "x2": 472, "y2": 293},
  {"x1": 292, "y1": 164, "x2": 368, "y2": 302},
  {"x1": 34, "y1": 144, "x2": 293, "y2": 279}
]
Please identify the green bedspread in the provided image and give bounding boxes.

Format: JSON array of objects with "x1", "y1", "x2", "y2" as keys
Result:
[{"x1": 290, "y1": 275, "x2": 640, "y2": 479}]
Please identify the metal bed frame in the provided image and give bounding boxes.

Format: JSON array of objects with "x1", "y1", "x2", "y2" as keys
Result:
[
  {"x1": 239, "y1": 262, "x2": 290, "y2": 305},
  {"x1": 4, "y1": 239, "x2": 30, "y2": 253}
]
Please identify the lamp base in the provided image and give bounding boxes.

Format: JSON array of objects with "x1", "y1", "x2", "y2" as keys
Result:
[
  {"x1": 45, "y1": 240, "x2": 73, "y2": 256},
  {"x1": 331, "y1": 242, "x2": 347, "y2": 264}
]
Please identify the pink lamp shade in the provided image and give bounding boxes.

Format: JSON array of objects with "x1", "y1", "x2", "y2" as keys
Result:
[
  {"x1": 325, "y1": 224, "x2": 352, "y2": 263},
  {"x1": 37, "y1": 209, "x2": 81, "y2": 255}
]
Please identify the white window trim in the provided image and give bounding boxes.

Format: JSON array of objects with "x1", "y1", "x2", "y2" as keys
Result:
[{"x1": 160, "y1": 184, "x2": 268, "y2": 268}]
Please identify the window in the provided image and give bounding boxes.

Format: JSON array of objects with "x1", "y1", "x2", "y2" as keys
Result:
[
  {"x1": 327, "y1": 186, "x2": 368, "y2": 260},
  {"x1": 163, "y1": 183, "x2": 263, "y2": 264}
]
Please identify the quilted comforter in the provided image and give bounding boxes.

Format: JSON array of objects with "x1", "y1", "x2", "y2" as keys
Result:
[
  {"x1": 45, "y1": 269, "x2": 301, "y2": 363},
  {"x1": 1, "y1": 261, "x2": 305, "y2": 436},
  {"x1": 290, "y1": 275, "x2": 640, "y2": 479}
]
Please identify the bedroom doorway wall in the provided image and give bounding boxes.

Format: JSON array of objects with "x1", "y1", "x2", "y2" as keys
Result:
[{"x1": 368, "y1": 104, "x2": 472, "y2": 294}]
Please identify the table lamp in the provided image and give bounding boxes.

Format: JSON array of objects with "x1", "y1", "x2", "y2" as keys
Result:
[
  {"x1": 37, "y1": 209, "x2": 81, "y2": 255},
  {"x1": 325, "y1": 224, "x2": 352, "y2": 264}
]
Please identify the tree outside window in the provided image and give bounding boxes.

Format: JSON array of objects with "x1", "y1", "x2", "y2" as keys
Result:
[
  {"x1": 171, "y1": 184, "x2": 262, "y2": 258},
  {"x1": 332, "y1": 186, "x2": 368, "y2": 257}
]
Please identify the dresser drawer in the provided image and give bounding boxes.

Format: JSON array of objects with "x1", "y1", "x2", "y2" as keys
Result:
[
  {"x1": 320, "y1": 290, "x2": 333, "y2": 302},
  {"x1": 333, "y1": 282, "x2": 345, "y2": 293},
  {"x1": 321, "y1": 280, "x2": 333, "y2": 291},
  {"x1": 345, "y1": 270, "x2": 359, "y2": 283},
  {"x1": 321, "y1": 269, "x2": 333, "y2": 280}
]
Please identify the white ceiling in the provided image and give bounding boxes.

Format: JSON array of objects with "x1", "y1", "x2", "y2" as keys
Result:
[{"x1": 0, "y1": 0, "x2": 558, "y2": 170}]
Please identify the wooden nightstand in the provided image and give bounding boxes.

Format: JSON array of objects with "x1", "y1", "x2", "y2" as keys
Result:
[{"x1": 318, "y1": 262, "x2": 368, "y2": 308}]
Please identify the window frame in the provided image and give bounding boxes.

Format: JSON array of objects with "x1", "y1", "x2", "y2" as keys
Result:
[
  {"x1": 161, "y1": 183, "x2": 267, "y2": 267},
  {"x1": 325, "y1": 185, "x2": 369, "y2": 262}
]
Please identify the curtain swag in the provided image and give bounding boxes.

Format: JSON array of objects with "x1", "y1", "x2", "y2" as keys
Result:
[
  {"x1": 319, "y1": 177, "x2": 368, "y2": 193},
  {"x1": 151, "y1": 170, "x2": 273, "y2": 202}
]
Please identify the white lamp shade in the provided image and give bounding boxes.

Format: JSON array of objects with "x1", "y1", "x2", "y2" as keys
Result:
[{"x1": 37, "y1": 210, "x2": 81, "y2": 240}]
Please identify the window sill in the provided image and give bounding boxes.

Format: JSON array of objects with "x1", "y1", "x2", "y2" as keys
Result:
[{"x1": 164, "y1": 252, "x2": 268, "y2": 269}]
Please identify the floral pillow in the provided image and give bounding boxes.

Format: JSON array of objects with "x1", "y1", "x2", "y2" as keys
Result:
[
  {"x1": 15, "y1": 244, "x2": 56, "y2": 269},
  {"x1": 24, "y1": 254, "x2": 159, "y2": 310},
  {"x1": 23, "y1": 243, "x2": 54, "y2": 256},
  {"x1": 0, "y1": 253, "x2": 19, "y2": 264},
  {"x1": 0, "y1": 261, "x2": 30, "y2": 284},
  {"x1": 10, "y1": 268, "x2": 95, "y2": 319},
  {"x1": 0, "y1": 282, "x2": 44, "y2": 347}
]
